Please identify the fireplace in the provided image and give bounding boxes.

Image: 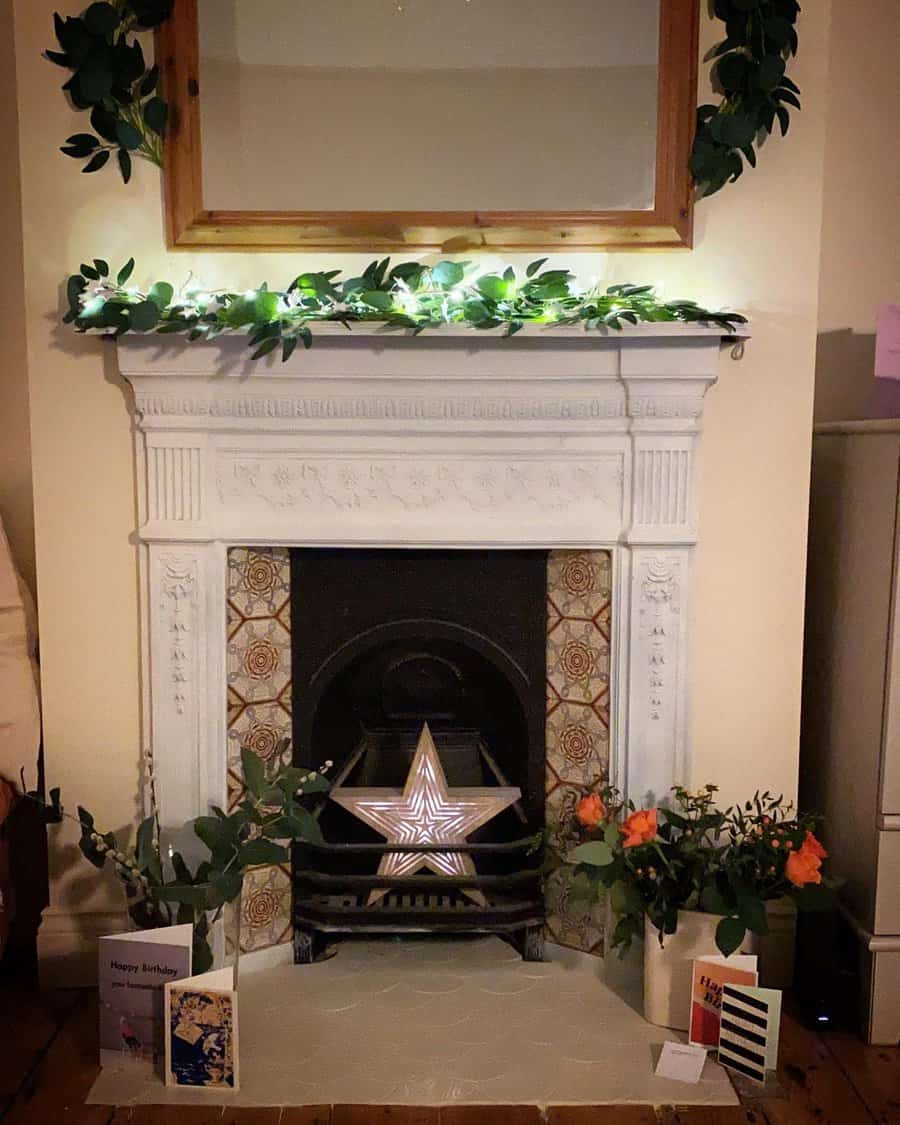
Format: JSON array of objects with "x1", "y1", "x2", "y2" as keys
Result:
[
  {"x1": 290, "y1": 549, "x2": 547, "y2": 960},
  {"x1": 117, "y1": 325, "x2": 725, "y2": 964}
]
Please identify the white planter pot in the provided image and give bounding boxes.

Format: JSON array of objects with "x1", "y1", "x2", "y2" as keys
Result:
[{"x1": 643, "y1": 910, "x2": 759, "y2": 1030}]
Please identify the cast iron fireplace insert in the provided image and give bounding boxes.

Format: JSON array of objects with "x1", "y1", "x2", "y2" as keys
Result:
[{"x1": 290, "y1": 548, "x2": 547, "y2": 962}]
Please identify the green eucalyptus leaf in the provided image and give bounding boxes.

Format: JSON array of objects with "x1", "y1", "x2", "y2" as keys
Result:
[
  {"x1": 431, "y1": 261, "x2": 465, "y2": 288},
  {"x1": 115, "y1": 119, "x2": 143, "y2": 150},
  {"x1": 135, "y1": 814, "x2": 157, "y2": 871},
  {"x1": 128, "y1": 300, "x2": 159, "y2": 331},
  {"x1": 81, "y1": 149, "x2": 110, "y2": 174},
  {"x1": 715, "y1": 915, "x2": 747, "y2": 957},
  {"x1": 237, "y1": 838, "x2": 290, "y2": 867},
  {"x1": 156, "y1": 882, "x2": 211, "y2": 906},
  {"x1": 192, "y1": 934, "x2": 214, "y2": 974},
  {"x1": 143, "y1": 96, "x2": 169, "y2": 136},
  {"x1": 83, "y1": 3, "x2": 119, "y2": 36},
  {"x1": 737, "y1": 893, "x2": 769, "y2": 936},
  {"x1": 569, "y1": 840, "x2": 614, "y2": 867},
  {"x1": 209, "y1": 867, "x2": 243, "y2": 905},
  {"x1": 241, "y1": 746, "x2": 267, "y2": 797},
  {"x1": 251, "y1": 337, "x2": 280, "y2": 360},
  {"x1": 273, "y1": 808, "x2": 323, "y2": 844},
  {"x1": 360, "y1": 290, "x2": 394, "y2": 312},
  {"x1": 116, "y1": 258, "x2": 135, "y2": 286},
  {"x1": 148, "y1": 281, "x2": 174, "y2": 310}
]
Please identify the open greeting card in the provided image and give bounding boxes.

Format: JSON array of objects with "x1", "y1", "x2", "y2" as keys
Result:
[
  {"x1": 164, "y1": 968, "x2": 240, "y2": 1091},
  {"x1": 689, "y1": 955, "x2": 758, "y2": 1050},
  {"x1": 98, "y1": 924, "x2": 193, "y2": 1067},
  {"x1": 718, "y1": 983, "x2": 783, "y2": 1084}
]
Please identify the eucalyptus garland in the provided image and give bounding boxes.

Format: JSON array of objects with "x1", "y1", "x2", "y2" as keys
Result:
[
  {"x1": 65, "y1": 257, "x2": 746, "y2": 360},
  {"x1": 691, "y1": 0, "x2": 801, "y2": 196},
  {"x1": 46, "y1": 1, "x2": 173, "y2": 182}
]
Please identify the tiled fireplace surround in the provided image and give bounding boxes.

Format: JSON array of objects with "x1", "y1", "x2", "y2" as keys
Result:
[{"x1": 118, "y1": 325, "x2": 723, "y2": 960}]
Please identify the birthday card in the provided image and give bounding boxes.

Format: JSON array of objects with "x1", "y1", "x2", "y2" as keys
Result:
[
  {"x1": 688, "y1": 954, "x2": 758, "y2": 1049},
  {"x1": 98, "y1": 924, "x2": 193, "y2": 1067},
  {"x1": 165, "y1": 968, "x2": 240, "y2": 1091}
]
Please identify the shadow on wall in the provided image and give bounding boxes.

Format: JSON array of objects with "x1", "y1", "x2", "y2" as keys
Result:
[{"x1": 815, "y1": 328, "x2": 900, "y2": 423}]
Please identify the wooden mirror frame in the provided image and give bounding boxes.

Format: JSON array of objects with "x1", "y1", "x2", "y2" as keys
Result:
[{"x1": 158, "y1": 0, "x2": 698, "y2": 251}]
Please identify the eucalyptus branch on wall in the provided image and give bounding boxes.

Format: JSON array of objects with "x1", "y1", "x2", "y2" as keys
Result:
[
  {"x1": 46, "y1": 0, "x2": 173, "y2": 182},
  {"x1": 691, "y1": 0, "x2": 802, "y2": 196},
  {"x1": 65, "y1": 256, "x2": 747, "y2": 361},
  {"x1": 46, "y1": 2, "x2": 801, "y2": 199}
]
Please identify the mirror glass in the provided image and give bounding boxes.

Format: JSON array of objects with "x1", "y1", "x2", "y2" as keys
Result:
[{"x1": 197, "y1": 0, "x2": 660, "y2": 213}]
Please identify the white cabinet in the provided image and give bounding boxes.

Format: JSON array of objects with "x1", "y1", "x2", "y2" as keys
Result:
[{"x1": 804, "y1": 422, "x2": 900, "y2": 1044}]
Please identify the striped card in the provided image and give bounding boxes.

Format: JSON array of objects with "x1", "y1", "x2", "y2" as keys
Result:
[{"x1": 717, "y1": 983, "x2": 782, "y2": 1084}]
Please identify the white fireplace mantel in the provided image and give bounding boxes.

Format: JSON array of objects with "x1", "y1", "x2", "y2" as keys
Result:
[{"x1": 117, "y1": 324, "x2": 729, "y2": 828}]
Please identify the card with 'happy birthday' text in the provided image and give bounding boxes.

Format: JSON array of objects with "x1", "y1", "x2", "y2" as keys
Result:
[
  {"x1": 689, "y1": 955, "x2": 758, "y2": 1049},
  {"x1": 98, "y1": 924, "x2": 193, "y2": 1067}
]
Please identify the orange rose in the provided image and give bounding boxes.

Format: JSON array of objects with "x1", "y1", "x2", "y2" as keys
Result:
[
  {"x1": 785, "y1": 847, "x2": 822, "y2": 887},
  {"x1": 576, "y1": 793, "x2": 607, "y2": 829},
  {"x1": 801, "y1": 830, "x2": 827, "y2": 860},
  {"x1": 620, "y1": 808, "x2": 658, "y2": 848}
]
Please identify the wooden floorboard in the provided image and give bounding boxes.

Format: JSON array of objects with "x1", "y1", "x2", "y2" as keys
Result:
[
  {"x1": 821, "y1": 1031, "x2": 900, "y2": 1125},
  {"x1": 3, "y1": 991, "x2": 112, "y2": 1124},
  {"x1": 441, "y1": 1107, "x2": 543, "y2": 1124},
  {"x1": 744, "y1": 1010, "x2": 879, "y2": 1125},
  {"x1": 0, "y1": 988, "x2": 81, "y2": 1109},
  {"x1": 545, "y1": 1108, "x2": 658, "y2": 1123},
  {"x1": 2, "y1": 991, "x2": 896, "y2": 1125},
  {"x1": 656, "y1": 1108, "x2": 764, "y2": 1124}
]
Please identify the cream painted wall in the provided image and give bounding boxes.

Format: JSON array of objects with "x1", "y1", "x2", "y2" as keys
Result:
[
  {"x1": 0, "y1": 0, "x2": 35, "y2": 597},
  {"x1": 12, "y1": 0, "x2": 831, "y2": 963},
  {"x1": 813, "y1": 0, "x2": 900, "y2": 423}
]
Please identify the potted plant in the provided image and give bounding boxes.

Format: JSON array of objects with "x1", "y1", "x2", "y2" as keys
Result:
[
  {"x1": 27, "y1": 741, "x2": 330, "y2": 978},
  {"x1": 570, "y1": 784, "x2": 836, "y2": 1029}
]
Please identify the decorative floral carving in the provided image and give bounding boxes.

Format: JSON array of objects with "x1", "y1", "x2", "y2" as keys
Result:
[
  {"x1": 638, "y1": 555, "x2": 681, "y2": 723},
  {"x1": 217, "y1": 457, "x2": 624, "y2": 519},
  {"x1": 135, "y1": 391, "x2": 629, "y2": 422},
  {"x1": 161, "y1": 557, "x2": 196, "y2": 716}
]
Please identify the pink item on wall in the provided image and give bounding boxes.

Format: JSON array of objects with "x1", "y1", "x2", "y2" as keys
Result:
[{"x1": 874, "y1": 304, "x2": 900, "y2": 380}]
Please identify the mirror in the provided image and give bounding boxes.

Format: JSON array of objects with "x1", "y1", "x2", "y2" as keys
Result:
[{"x1": 160, "y1": 0, "x2": 697, "y2": 249}]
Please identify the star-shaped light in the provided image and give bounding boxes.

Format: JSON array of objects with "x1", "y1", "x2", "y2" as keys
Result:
[{"x1": 329, "y1": 723, "x2": 521, "y2": 906}]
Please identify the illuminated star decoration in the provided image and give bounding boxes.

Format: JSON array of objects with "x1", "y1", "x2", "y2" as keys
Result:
[{"x1": 329, "y1": 723, "x2": 521, "y2": 906}]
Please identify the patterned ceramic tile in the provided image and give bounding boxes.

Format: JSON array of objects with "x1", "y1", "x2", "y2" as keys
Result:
[
  {"x1": 545, "y1": 550, "x2": 612, "y2": 956},
  {"x1": 226, "y1": 547, "x2": 293, "y2": 954},
  {"x1": 237, "y1": 862, "x2": 293, "y2": 953},
  {"x1": 543, "y1": 866, "x2": 605, "y2": 956}
]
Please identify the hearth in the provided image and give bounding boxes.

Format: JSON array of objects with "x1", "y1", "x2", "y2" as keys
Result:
[{"x1": 290, "y1": 549, "x2": 547, "y2": 961}]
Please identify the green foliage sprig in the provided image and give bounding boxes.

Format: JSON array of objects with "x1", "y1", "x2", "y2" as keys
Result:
[
  {"x1": 29, "y1": 741, "x2": 330, "y2": 971},
  {"x1": 65, "y1": 256, "x2": 747, "y2": 359},
  {"x1": 571, "y1": 785, "x2": 837, "y2": 958},
  {"x1": 46, "y1": 4, "x2": 800, "y2": 197},
  {"x1": 692, "y1": 0, "x2": 802, "y2": 196},
  {"x1": 46, "y1": 1, "x2": 172, "y2": 182}
]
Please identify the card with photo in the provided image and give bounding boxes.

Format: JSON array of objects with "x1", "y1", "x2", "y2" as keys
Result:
[{"x1": 164, "y1": 968, "x2": 239, "y2": 1091}]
